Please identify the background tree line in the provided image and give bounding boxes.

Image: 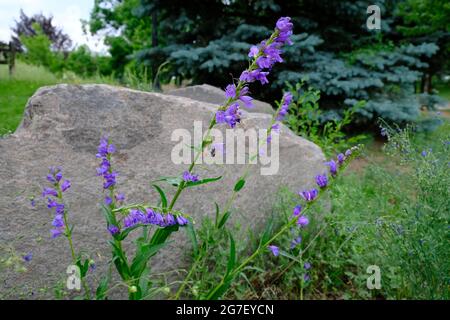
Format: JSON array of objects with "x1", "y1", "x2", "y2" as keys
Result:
[{"x1": 10, "y1": 0, "x2": 450, "y2": 129}]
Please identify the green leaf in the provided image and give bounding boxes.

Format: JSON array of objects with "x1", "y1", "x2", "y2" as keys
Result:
[
  {"x1": 117, "y1": 224, "x2": 141, "y2": 241},
  {"x1": 226, "y1": 233, "x2": 236, "y2": 276},
  {"x1": 109, "y1": 240, "x2": 130, "y2": 279},
  {"x1": 217, "y1": 211, "x2": 231, "y2": 229},
  {"x1": 152, "y1": 184, "x2": 168, "y2": 209},
  {"x1": 233, "y1": 179, "x2": 246, "y2": 192},
  {"x1": 152, "y1": 176, "x2": 183, "y2": 187},
  {"x1": 130, "y1": 242, "x2": 167, "y2": 277},
  {"x1": 186, "y1": 222, "x2": 198, "y2": 256},
  {"x1": 205, "y1": 277, "x2": 233, "y2": 300},
  {"x1": 101, "y1": 205, "x2": 117, "y2": 226},
  {"x1": 95, "y1": 273, "x2": 110, "y2": 300},
  {"x1": 214, "y1": 202, "x2": 220, "y2": 228},
  {"x1": 185, "y1": 176, "x2": 222, "y2": 187}
]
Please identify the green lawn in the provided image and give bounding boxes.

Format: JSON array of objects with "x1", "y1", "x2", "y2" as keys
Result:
[
  {"x1": 435, "y1": 83, "x2": 450, "y2": 102},
  {"x1": 0, "y1": 62, "x2": 58, "y2": 134}
]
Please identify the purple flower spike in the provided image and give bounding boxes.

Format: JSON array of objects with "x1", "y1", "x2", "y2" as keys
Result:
[
  {"x1": 297, "y1": 215, "x2": 309, "y2": 227},
  {"x1": 304, "y1": 262, "x2": 311, "y2": 270},
  {"x1": 344, "y1": 149, "x2": 352, "y2": 157},
  {"x1": 337, "y1": 153, "x2": 345, "y2": 165},
  {"x1": 300, "y1": 189, "x2": 318, "y2": 202},
  {"x1": 268, "y1": 245, "x2": 279, "y2": 257},
  {"x1": 315, "y1": 174, "x2": 328, "y2": 188}
]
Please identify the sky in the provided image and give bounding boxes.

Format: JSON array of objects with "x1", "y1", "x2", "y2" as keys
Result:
[{"x1": 0, "y1": 0, "x2": 107, "y2": 53}]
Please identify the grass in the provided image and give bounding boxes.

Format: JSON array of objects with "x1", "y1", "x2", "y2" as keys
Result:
[
  {"x1": 0, "y1": 60, "x2": 149, "y2": 135},
  {"x1": 435, "y1": 82, "x2": 450, "y2": 102},
  {"x1": 0, "y1": 62, "x2": 59, "y2": 134}
]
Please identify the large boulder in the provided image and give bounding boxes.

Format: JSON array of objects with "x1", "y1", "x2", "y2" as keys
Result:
[
  {"x1": 165, "y1": 84, "x2": 275, "y2": 114},
  {"x1": 0, "y1": 84, "x2": 325, "y2": 299}
]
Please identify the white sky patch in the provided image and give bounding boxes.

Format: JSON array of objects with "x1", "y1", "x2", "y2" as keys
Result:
[{"x1": 0, "y1": 0, "x2": 108, "y2": 53}]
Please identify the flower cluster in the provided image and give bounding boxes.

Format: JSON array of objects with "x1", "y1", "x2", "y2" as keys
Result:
[
  {"x1": 122, "y1": 208, "x2": 189, "y2": 230},
  {"x1": 268, "y1": 146, "x2": 359, "y2": 260},
  {"x1": 216, "y1": 17, "x2": 294, "y2": 128},
  {"x1": 182, "y1": 171, "x2": 199, "y2": 182},
  {"x1": 267, "y1": 92, "x2": 294, "y2": 143},
  {"x1": 96, "y1": 137, "x2": 124, "y2": 206},
  {"x1": 42, "y1": 167, "x2": 71, "y2": 238}
]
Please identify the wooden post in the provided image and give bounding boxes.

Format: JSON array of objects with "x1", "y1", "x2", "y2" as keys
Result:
[{"x1": 9, "y1": 41, "x2": 15, "y2": 77}]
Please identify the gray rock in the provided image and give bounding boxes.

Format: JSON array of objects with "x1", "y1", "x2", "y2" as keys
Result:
[
  {"x1": 0, "y1": 84, "x2": 325, "y2": 299},
  {"x1": 165, "y1": 84, "x2": 275, "y2": 114}
]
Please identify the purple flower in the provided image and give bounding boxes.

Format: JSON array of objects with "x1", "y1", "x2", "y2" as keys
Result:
[
  {"x1": 256, "y1": 56, "x2": 272, "y2": 69},
  {"x1": 292, "y1": 205, "x2": 302, "y2": 217},
  {"x1": 108, "y1": 225, "x2": 120, "y2": 235},
  {"x1": 30, "y1": 198, "x2": 36, "y2": 207},
  {"x1": 238, "y1": 87, "x2": 254, "y2": 108},
  {"x1": 299, "y1": 189, "x2": 318, "y2": 202},
  {"x1": 61, "y1": 180, "x2": 71, "y2": 192},
  {"x1": 104, "y1": 196, "x2": 113, "y2": 206},
  {"x1": 290, "y1": 236, "x2": 302, "y2": 249},
  {"x1": 23, "y1": 252, "x2": 33, "y2": 262},
  {"x1": 52, "y1": 214, "x2": 65, "y2": 228},
  {"x1": 240, "y1": 70, "x2": 269, "y2": 85},
  {"x1": 276, "y1": 17, "x2": 293, "y2": 33},
  {"x1": 303, "y1": 274, "x2": 310, "y2": 282},
  {"x1": 380, "y1": 128, "x2": 387, "y2": 137},
  {"x1": 216, "y1": 103, "x2": 242, "y2": 128},
  {"x1": 51, "y1": 228, "x2": 64, "y2": 239},
  {"x1": 268, "y1": 245, "x2": 279, "y2": 257},
  {"x1": 325, "y1": 160, "x2": 337, "y2": 176},
  {"x1": 225, "y1": 84, "x2": 236, "y2": 98},
  {"x1": 54, "y1": 203, "x2": 65, "y2": 215},
  {"x1": 182, "y1": 171, "x2": 199, "y2": 182},
  {"x1": 164, "y1": 214, "x2": 176, "y2": 226},
  {"x1": 297, "y1": 215, "x2": 309, "y2": 227},
  {"x1": 176, "y1": 215, "x2": 189, "y2": 226},
  {"x1": 421, "y1": 150, "x2": 428, "y2": 157},
  {"x1": 248, "y1": 45, "x2": 259, "y2": 58},
  {"x1": 42, "y1": 187, "x2": 58, "y2": 197},
  {"x1": 315, "y1": 174, "x2": 328, "y2": 188},
  {"x1": 337, "y1": 153, "x2": 345, "y2": 165},
  {"x1": 115, "y1": 193, "x2": 125, "y2": 203},
  {"x1": 304, "y1": 262, "x2": 311, "y2": 270},
  {"x1": 344, "y1": 149, "x2": 352, "y2": 157}
]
